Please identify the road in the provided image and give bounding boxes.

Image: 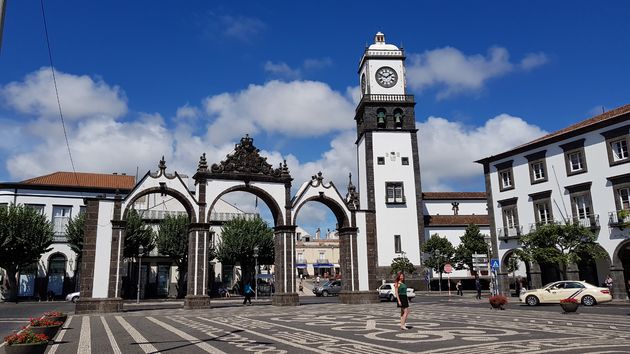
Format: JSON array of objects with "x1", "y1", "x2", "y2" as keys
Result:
[{"x1": 1, "y1": 294, "x2": 628, "y2": 353}]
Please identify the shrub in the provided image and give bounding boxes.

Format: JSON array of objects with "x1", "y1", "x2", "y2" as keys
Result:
[
  {"x1": 29, "y1": 318, "x2": 63, "y2": 327},
  {"x1": 489, "y1": 295, "x2": 508, "y2": 306},
  {"x1": 560, "y1": 298, "x2": 578, "y2": 304},
  {"x1": 4, "y1": 330, "x2": 48, "y2": 345}
]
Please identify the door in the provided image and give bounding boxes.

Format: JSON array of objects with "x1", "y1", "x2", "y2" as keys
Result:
[
  {"x1": 157, "y1": 264, "x2": 170, "y2": 297},
  {"x1": 543, "y1": 282, "x2": 573, "y2": 302}
]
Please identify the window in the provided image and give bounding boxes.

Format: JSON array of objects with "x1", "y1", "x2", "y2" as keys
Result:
[
  {"x1": 525, "y1": 150, "x2": 547, "y2": 184},
  {"x1": 560, "y1": 139, "x2": 588, "y2": 176},
  {"x1": 611, "y1": 138, "x2": 629, "y2": 162},
  {"x1": 495, "y1": 160, "x2": 514, "y2": 192},
  {"x1": 26, "y1": 204, "x2": 45, "y2": 214},
  {"x1": 601, "y1": 124, "x2": 630, "y2": 166},
  {"x1": 319, "y1": 252, "x2": 325, "y2": 260},
  {"x1": 48, "y1": 254, "x2": 67, "y2": 275},
  {"x1": 79, "y1": 206, "x2": 87, "y2": 215},
  {"x1": 52, "y1": 206, "x2": 72, "y2": 236},
  {"x1": 573, "y1": 195, "x2": 591, "y2": 220},
  {"x1": 0, "y1": 203, "x2": 7, "y2": 209},
  {"x1": 498, "y1": 197, "x2": 519, "y2": 238},
  {"x1": 394, "y1": 235, "x2": 402, "y2": 253},
  {"x1": 566, "y1": 182, "x2": 594, "y2": 227},
  {"x1": 618, "y1": 187, "x2": 630, "y2": 210},
  {"x1": 503, "y1": 208, "x2": 517, "y2": 229},
  {"x1": 377, "y1": 157, "x2": 385, "y2": 165},
  {"x1": 401, "y1": 157, "x2": 409, "y2": 165},
  {"x1": 535, "y1": 201, "x2": 553, "y2": 224},
  {"x1": 385, "y1": 182, "x2": 405, "y2": 204}
]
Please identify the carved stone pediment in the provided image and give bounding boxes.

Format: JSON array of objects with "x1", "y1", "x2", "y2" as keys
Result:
[{"x1": 210, "y1": 135, "x2": 290, "y2": 179}]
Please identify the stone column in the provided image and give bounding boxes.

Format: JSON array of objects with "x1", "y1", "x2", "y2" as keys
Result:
[
  {"x1": 185, "y1": 223, "x2": 211, "y2": 309},
  {"x1": 338, "y1": 227, "x2": 378, "y2": 304},
  {"x1": 529, "y1": 262, "x2": 542, "y2": 289},
  {"x1": 610, "y1": 263, "x2": 628, "y2": 300},
  {"x1": 272, "y1": 225, "x2": 299, "y2": 306}
]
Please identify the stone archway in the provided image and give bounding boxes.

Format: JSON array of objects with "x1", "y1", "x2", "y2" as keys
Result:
[{"x1": 611, "y1": 239, "x2": 630, "y2": 299}]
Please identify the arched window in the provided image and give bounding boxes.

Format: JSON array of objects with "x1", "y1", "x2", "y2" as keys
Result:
[
  {"x1": 377, "y1": 109, "x2": 386, "y2": 128},
  {"x1": 48, "y1": 254, "x2": 67, "y2": 276},
  {"x1": 394, "y1": 109, "x2": 403, "y2": 129}
]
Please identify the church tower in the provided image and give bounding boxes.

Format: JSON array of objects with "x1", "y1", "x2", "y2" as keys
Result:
[{"x1": 355, "y1": 32, "x2": 425, "y2": 290}]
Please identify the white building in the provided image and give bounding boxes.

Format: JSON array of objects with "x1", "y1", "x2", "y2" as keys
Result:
[{"x1": 477, "y1": 104, "x2": 630, "y2": 299}]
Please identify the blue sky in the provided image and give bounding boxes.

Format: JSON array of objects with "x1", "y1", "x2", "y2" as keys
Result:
[{"x1": 1, "y1": 1, "x2": 630, "y2": 234}]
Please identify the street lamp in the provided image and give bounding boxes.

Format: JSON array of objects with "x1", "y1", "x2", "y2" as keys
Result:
[
  {"x1": 253, "y1": 246, "x2": 259, "y2": 301},
  {"x1": 137, "y1": 245, "x2": 144, "y2": 304}
]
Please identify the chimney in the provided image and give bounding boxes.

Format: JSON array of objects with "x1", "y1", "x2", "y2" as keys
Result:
[
  {"x1": 112, "y1": 172, "x2": 118, "y2": 175},
  {"x1": 315, "y1": 228, "x2": 321, "y2": 240}
]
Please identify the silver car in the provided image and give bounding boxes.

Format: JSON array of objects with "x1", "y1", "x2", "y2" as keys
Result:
[{"x1": 312, "y1": 280, "x2": 342, "y2": 297}]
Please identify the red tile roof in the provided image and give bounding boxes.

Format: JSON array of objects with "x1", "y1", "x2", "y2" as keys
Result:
[
  {"x1": 424, "y1": 214, "x2": 490, "y2": 226},
  {"x1": 19, "y1": 172, "x2": 135, "y2": 190},
  {"x1": 477, "y1": 103, "x2": 630, "y2": 164},
  {"x1": 423, "y1": 192, "x2": 486, "y2": 200}
]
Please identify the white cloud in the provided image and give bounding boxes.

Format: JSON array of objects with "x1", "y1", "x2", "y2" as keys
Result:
[
  {"x1": 520, "y1": 52, "x2": 549, "y2": 70},
  {"x1": 203, "y1": 80, "x2": 355, "y2": 144},
  {"x1": 264, "y1": 61, "x2": 302, "y2": 80},
  {"x1": 219, "y1": 15, "x2": 266, "y2": 41},
  {"x1": 303, "y1": 57, "x2": 333, "y2": 70},
  {"x1": 406, "y1": 47, "x2": 548, "y2": 99},
  {"x1": 417, "y1": 114, "x2": 547, "y2": 190},
  {"x1": 1, "y1": 67, "x2": 127, "y2": 120}
]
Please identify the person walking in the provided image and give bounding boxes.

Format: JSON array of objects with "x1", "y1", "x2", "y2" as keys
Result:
[
  {"x1": 299, "y1": 280, "x2": 304, "y2": 293},
  {"x1": 605, "y1": 275, "x2": 614, "y2": 297},
  {"x1": 456, "y1": 280, "x2": 463, "y2": 296},
  {"x1": 394, "y1": 272, "x2": 410, "y2": 330},
  {"x1": 243, "y1": 282, "x2": 254, "y2": 305},
  {"x1": 475, "y1": 276, "x2": 482, "y2": 300}
]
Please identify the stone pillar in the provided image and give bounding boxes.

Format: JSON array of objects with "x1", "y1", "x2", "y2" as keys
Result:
[
  {"x1": 529, "y1": 262, "x2": 542, "y2": 289},
  {"x1": 610, "y1": 263, "x2": 628, "y2": 300},
  {"x1": 566, "y1": 263, "x2": 580, "y2": 281},
  {"x1": 272, "y1": 225, "x2": 299, "y2": 306},
  {"x1": 497, "y1": 271, "x2": 509, "y2": 296},
  {"x1": 185, "y1": 223, "x2": 211, "y2": 309},
  {"x1": 75, "y1": 198, "x2": 123, "y2": 314},
  {"x1": 338, "y1": 227, "x2": 378, "y2": 304}
]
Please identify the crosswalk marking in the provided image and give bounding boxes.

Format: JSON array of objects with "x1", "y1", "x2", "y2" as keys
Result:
[
  {"x1": 45, "y1": 316, "x2": 73, "y2": 354},
  {"x1": 78, "y1": 316, "x2": 91, "y2": 354},
  {"x1": 115, "y1": 316, "x2": 159, "y2": 353},
  {"x1": 146, "y1": 317, "x2": 227, "y2": 354},
  {"x1": 101, "y1": 316, "x2": 122, "y2": 354}
]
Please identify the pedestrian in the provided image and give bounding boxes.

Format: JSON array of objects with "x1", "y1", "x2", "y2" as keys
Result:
[
  {"x1": 243, "y1": 282, "x2": 254, "y2": 305},
  {"x1": 605, "y1": 275, "x2": 614, "y2": 297},
  {"x1": 394, "y1": 272, "x2": 410, "y2": 330},
  {"x1": 489, "y1": 280, "x2": 496, "y2": 296},
  {"x1": 456, "y1": 280, "x2": 463, "y2": 296},
  {"x1": 299, "y1": 280, "x2": 304, "y2": 293},
  {"x1": 316, "y1": 275, "x2": 320, "y2": 285},
  {"x1": 475, "y1": 277, "x2": 482, "y2": 300}
]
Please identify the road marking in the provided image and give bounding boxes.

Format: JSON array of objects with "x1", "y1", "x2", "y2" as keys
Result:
[
  {"x1": 147, "y1": 317, "x2": 226, "y2": 354},
  {"x1": 78, "y1": 316, "x2": 91, "y2": 354},
  {"x1": 101, "y1": 317, "x2": 122, "y2": 354},
  {"x1": 115, "y1": 316, "x2": 158, "y2": 353},
  {"x1": 566, "y1": 322, "x2": 573, "y2": 326},
  {"x1": 366, "y1": 319, "x2": 376, "y2": 330},
  {"x1": 513, "y1": 319, "x2": 519, "y2": 321},
  {"x1": 610, "y1": 326, "x2": 618, "y2": 329},
  {"x1": 586, "y1": 324, "x2": 593, "y2": 328},
  {"x1": 530, "y1": 320, "x2": 535, "y2": 323},
  {"x1": 0, "y1": 320, "x2": 29, "y2": 323},
  {"x1": 547, "y1": 321, "x2": 553, "y2": 324},
  {"x1": 47, "y1": 316, "x2": 73, "y2": 354}
]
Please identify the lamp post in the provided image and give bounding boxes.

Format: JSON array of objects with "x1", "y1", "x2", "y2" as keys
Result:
[
  {"x1": 136, "y1": 245, "x2": 144, "y2": 304},
  {"x1": 253, "y1": 246, "x2": 259, "y2": 301}
]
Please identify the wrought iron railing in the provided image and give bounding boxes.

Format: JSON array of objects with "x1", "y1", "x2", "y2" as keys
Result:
[
  {"x1": 569, "y1": 214, "x2": 600, "y2": 229},
  {"x1": 139, "y1": 209, "x2": 187, "y2": 220},
  {"x1": 52, "y1": 234, "x2": 67, "y2": 243},
  {"x1": 608, "y1": 210, "x2": 630, "y2": 227},
  {"x1": 497, "y1": 226, "x2": 522, "y2": 242},
  {"x1": 360, "y1": 94, "x2": 414, "y2": 104},
  {"x1": 209, "y1": 212, "x2": 258, "y2": 222}
]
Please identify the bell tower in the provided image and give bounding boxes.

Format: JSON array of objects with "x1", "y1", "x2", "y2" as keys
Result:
[{"x1": 355, "y1": 32, "x2": 425, "y2": 290}]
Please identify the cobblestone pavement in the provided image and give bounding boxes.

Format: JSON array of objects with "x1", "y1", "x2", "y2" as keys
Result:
[{"x1": 6, "y1": 301, "x2": 626, "y2": 354}]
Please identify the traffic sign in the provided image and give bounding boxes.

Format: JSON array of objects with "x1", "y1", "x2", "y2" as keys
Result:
[
  {"x1": 444, "y1": 263, "x2": 453, "y2": 273},
  {"x1": 490, "y1": 259, "x2": 500, "y2": 269}
]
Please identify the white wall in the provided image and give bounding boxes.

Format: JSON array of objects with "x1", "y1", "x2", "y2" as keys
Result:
[{"x1": 424, "y1": 200, "x2": 487, "y2": 216}]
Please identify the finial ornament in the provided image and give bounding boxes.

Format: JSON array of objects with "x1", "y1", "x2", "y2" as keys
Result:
[
  {"x1": 158, "y1": 156, "x2": 167, "y2": 173},
  {"x1": 197, "y1": 153, "x2": 208, "y2": 172}
]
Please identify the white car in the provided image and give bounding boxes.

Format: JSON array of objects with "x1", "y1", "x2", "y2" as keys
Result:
[
  {"x1": 377, "y1": 283, "x2": 416, "y2": 302},
  {"x1": 65, "y1": 291, "x2": 80, "y2": 303},
  {"x1": 519, "y1": 280, "x2": 612, "y2": 306}
]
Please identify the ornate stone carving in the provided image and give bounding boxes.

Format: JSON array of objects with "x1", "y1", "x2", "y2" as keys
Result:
[
  {"x1": 346, "y1": 173, "x2": 359, "y2": 210},
  {"x1": 210, "y1": 135, "x2": 288, "y2": 178},
  {"x1": 197, "y1": 153, "x2": 208, "y2": 172}
]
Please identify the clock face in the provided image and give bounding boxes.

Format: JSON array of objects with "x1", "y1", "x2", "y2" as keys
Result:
[
  {"x1": 375, "y1": 66, "x2": 398, "y2": 88},
  {"x1": 361, "y1": 74, "x2": 366, "y2": 93}
]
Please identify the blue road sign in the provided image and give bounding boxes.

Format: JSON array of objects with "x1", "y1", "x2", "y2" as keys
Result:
[{"x1": 490, "y1": 259, "x2": 500, "y2": 269}]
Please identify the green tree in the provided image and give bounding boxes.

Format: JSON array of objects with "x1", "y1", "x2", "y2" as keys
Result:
[
  {"x1": 216, "y1": 217, "x2": 274, "y2": 290},
  {"x1": 421, "y1": 234, "x2": 455, "y2": 291},
  {"x1": 123, "y1": 209, "x2": 155, "y2": 258},
  {"x1": 454, "y1": 224, "x2": 489, "y2": 273},
  {"x1": 390, "y1": 253, "x2": 416, "y2": 275},
  {"x1": 156, "y1": 215, "x2": 189, "y2": 298},
  {"x1": 516, "y1": 222, "x2": 606, "y2": 280},
  {"x1": 0, "y1": 204, "x2": 54, "y2": 301},
  {"x1": 65, "y1": 212, "x2": 86, "y2": 260}
]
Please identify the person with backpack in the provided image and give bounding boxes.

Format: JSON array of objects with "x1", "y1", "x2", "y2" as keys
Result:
[{"x1": 243, "y1": 282, "x2": 254, "y2": 305}]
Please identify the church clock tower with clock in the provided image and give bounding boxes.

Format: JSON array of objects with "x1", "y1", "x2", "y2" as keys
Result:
[{"x1": 355, "y1": 32, "x2": 425, "y2": 291}]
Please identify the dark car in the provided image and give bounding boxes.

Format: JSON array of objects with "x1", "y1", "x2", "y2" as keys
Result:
[{"x1": 312, "y1": 280, "x2": 342, "y2": 297}]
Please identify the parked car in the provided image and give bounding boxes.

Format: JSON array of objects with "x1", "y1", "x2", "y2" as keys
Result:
[
  {"x1": 313, "y1": 280, "x2": 341, "y2": 297},
  {"x1": 65, "y1": 291, "x2": 80, "y2": 303},
  {"x1": 519, "y1": 280, "x2": 612, "y2": 306},
  {"x1": 377, "y1": 283, "x2": 416, "y2": 302}
]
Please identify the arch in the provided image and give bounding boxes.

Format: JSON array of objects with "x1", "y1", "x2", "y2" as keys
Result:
[
  {"x1": 292, "y1": 194, "x2": 350, "y2": 229},
  {"x1": 394, "y1": 108, "x2": 403, "y2": 129},
  {"x1": 500, "y1": 249, "x2": 530, "y2": 293},
  {"x1": 123, "y1": 186, "x2": 198, "y2": 223},
  {"x1": 207, "y1": 184, "x2": 284, "y2": 226},
  {"x1": 47, "y1": 252, "x2": 67, "y2": 275},
  {"x1": 377, "y1": 108, "x2": 386, "y2": 128},
  {"x1": 612, "y1": 238, "x2": 630, "y2": 268}
]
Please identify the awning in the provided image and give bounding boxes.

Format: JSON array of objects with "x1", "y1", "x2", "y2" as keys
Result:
[
  {"x1": 256, "y1": 274, "x2": 273, "y2": 279},
  {"x1": 296, "y1": 264, "x2": 307, "y2": 269},
  {"x1": 313, "y1": 263, "x2": 334, "y2": 268}
]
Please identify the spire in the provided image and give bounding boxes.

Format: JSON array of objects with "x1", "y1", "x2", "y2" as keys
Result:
[
  {"x1": 346, "y1": 172, "x2": 359, "y2": 210},
  {"x1": 197, "y1": 153, "x2": 208, "y2": 172},
  {"x1": 158, "y1": 156, "x2": 167, "y2": 174}
]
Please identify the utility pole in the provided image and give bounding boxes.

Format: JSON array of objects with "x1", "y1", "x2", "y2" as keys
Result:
[{"x1": 0, "y1": 0, "x2": 7, "y2": 54}]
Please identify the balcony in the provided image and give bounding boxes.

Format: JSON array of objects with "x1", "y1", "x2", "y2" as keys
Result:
[
  {"x1": 52, "y1": 234, "x2": 67, "y2": 243},
  {"x1": 608, "y1": 210, "x2": 630, "y2": 229},
  {"x1": 569, "y1": 214, "x2": 600, "y2": 230},
  {"x1": 139, "y1": 209, "x2": 188, "y2": 220},
  {"x1": 528, "y1": 221, "x2": 557, "y2": 232},
  {"x1": 359, "y1": 94, "x2": 414, "y2": 104},
  {"x1": 497, "y1": 226, "x2": 522, "y2": 242},
  {"x1": 209, "y1": 212, "x2": 258, "y2": 222}
]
